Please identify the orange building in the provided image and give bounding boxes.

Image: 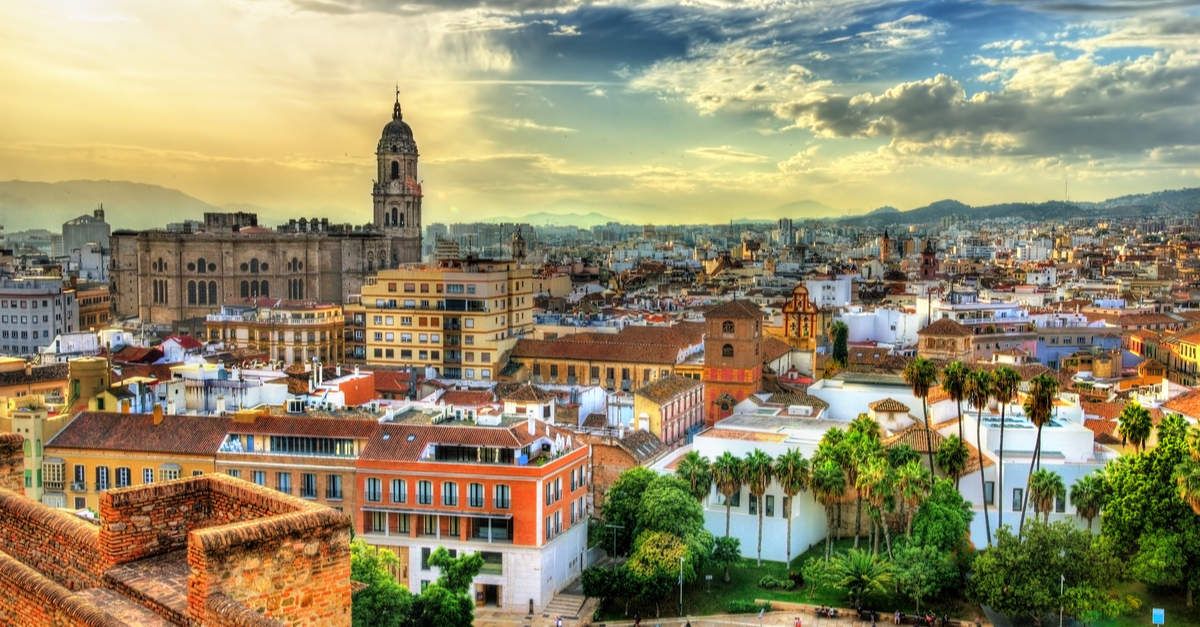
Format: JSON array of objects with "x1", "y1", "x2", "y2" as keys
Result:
[
  {"x1": 702, "y1": 300, "x2": 765, "y2": 425},
  {"x1": 355, "y1": 416, "x2": 589, "y2": 612}
]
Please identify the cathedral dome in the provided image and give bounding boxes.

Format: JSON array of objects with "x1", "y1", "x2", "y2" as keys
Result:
[{"x1": 379, "y1": 98, "x2": 417, "y2": 154}]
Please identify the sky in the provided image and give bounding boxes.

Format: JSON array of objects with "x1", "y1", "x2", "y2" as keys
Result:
[{"x1": 1, "y1": 0, "x2": 1198, "y2": 226}]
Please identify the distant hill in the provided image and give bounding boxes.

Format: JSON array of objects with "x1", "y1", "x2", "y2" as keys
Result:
[
  {"x1": 0, "y1": 180, "x2": 220, "y2": 231},
  {"x1": 771, "y1": 199, "x2": 842, "y2": 219},
  {"x1": 482, "y1": 211, "x2": 618, "y2": 228}
]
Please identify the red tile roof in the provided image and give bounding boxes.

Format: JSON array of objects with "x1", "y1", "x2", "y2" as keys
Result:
[
  {"x1": 919, "y1": 318, "x2": 973, "y2": 337},
  {"x1": 704, "y1": 299, "x2": 765, "y2": 320},
  {"x1": 48, "y1": 412, "x2": 232, "y2": 456},
  {"x1": 439, "y1": 390, "x2": 495, "y2": 407},
  {"x1": 634, "y1": 374, "x2": 702, "y2": 404},
  {"x1": 360, "y1": 421, "x2": 577, "y2": 462}
]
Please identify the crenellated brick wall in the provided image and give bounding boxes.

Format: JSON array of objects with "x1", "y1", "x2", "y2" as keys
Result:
[
  {"x1": 0, "y1": 489, "x2": 105, "y2": 591},
  {"x1": 0, "y1": 552, "x2": 125, "y2": 627}
]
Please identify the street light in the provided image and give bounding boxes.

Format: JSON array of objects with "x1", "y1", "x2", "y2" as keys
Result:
[
  {"x1": 1059, "y1": 574, "x2": 1065, "y2": 627},
  {"x1": 679, "y1": 555, "x2": 685, "y2": 617},
  {"x1": 606, "y1": 524, "x2": 624, "y2": 558}
]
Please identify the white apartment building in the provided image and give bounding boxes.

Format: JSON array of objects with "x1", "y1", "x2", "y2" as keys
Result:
[
  {"x1": 0, "y1": 277, "x2": 79, "y2": 357},
  {"x1": 805, "y1": 275, "x2": 854, "y2": 309}
]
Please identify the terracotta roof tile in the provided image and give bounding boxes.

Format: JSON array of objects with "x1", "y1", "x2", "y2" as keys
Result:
[
  {"x1": 884, "y1": 423, "x2": 993, "y2": 474},
  {"x1": 1083, "y1": 419, "x2": 1121, "y2": 444},
  {"x1": 0, "y1": 362, "x2": 69, "y2": 387},
  {"x1": 704, "y1": 299, "x2": 766, "y2": 320},
  {"x1": 869, "y1": 398, "x2": 910, "y2": 412},
  {"x1": 439, "y1": 390, "x2": 495, "y2": 407},
  {"x1": 48, "y1": 412, "x2": 231, "y2": 456},
  {"x1": 919, "y1": 318, "x2": 973, "y2": 337},
  {"x1": 634, "y1": 375, "x2": 702, "y2": 404}
]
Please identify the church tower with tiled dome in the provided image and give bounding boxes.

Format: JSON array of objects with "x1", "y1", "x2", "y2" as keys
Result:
[{"x1": 373, "y1": 91, "x2": 423, "y2": 264}]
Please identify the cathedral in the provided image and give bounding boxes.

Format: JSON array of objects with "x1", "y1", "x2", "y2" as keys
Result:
[{"x1": 111, "y1": 95, "x2": 425, "y2": 325}]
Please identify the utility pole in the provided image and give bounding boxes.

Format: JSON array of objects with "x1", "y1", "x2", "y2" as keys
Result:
[
  {"x1": 679, "y1": 555, "x2": 685, "y2": 616},
  {"x1": 606, "y1": 524, "x2": 624, "y2": 558}
]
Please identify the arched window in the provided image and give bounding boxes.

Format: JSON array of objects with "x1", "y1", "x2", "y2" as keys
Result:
[
  {"x1": 384, "y1": 213, "x2": 390, "y2": 227},
  {"x1": 722, "y1": 321, "x2": 734, "y2": 334},
  {"x1": 260, "y1": 280, "x2": 269, "y2": 297},
  {"x1": 240, "y1": 281, "x2": 250, "y2": 298},
  {"x1": 391, "y1": 207, "x2": 398, "y2": 226},
  {"x1": 161, "y1": 280, "x2": 167, "y2": 304},
  {"x1": 187, "y1": 281, "x2": 197, "y2": 305},
  {"x1": 250, "y1": 258, "x2": 259, "y2": 274},
  {"x1": 398, "y1": 212, "x2": 405, "y2": 227},
  {"x1": 209, "y1": 281, "x2": 218, "y2": 305},
  {"x1": 722, "y1": 343, "x2": 734, "y2": 358},
  {"x1": 391, "y1": 160, "x2": 400, "y2": 180},
  {"x1": 198, "y1": 281, "x2": 207, "y2": 305},
  {"x1": 197, "y1": 258, "x2": 206, "y2": 274}
]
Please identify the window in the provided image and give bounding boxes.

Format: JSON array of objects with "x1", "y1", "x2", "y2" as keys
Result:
[
  {"x1": 160, "y1": 466, "x2": 180, "y2": 482},
  {"x1": 494, "y1": 484, "x2": 511, "y2": 509},
  {"x1": 421, "y1": 548, "x2": 432, "y2": 570},
  {"x1": 95, "y1": 466, "x2": 110, "y2": 491},
  {"x1": 418, "y1": 480, "x2": 433, "y2": 504},
  {"x1": 1012, "y1": 488, "x2": 1024, "y2": 512},
  {"x1": 227, "y1": 469, "x2": 241, "y2": 479},
  {"x1": 274, "y1": 472, "x2": 291, "y2": 494},
  {"x1": 74, "y1": 464, "x2": 86, "y2": 484},
  {"x1": 301, "y1": 473, "x2": 317, "y2": 499},
  {"x1": 253, "y1": 470, "x2": 266, "y2": 486},
  {"x1": 468, "y1": 483, "x2": 484, "y2": 508},
  {"x1": 749, "y1": 495, "x2": 758, "y2": 516},
  {"x1": 391, "y1": 478, "x2": 407, "y2": 503},
  {"x1": 782, "y1": 496, "x2": 790, "y2": 517},
  {"x1": 722, "y1": 343, "x2": 734, "y2": 357},
  {"x1": 1055, "y1": 495, "x2": 1065, "y2": 513},
  {"x1": 765, "y1": 495, "x2": 775, "y2": 517},
  {"x1": 423, "y1": 515, "x2": 437, "y2": 535},
  {"x1": 143, "y1": 468, "x2": 154, "y2": 485},
  {"x1": 447, "y1": 516, "x2": 460, "y2": 536},
  {"x1": 722, "y1": 320, "x2": 734, "y2": 333},
  {"x1": 984, "y1": 481, "x2": 995, "y2": 504},
  {"x1": 442, "y1": 481, "x2": 458, "y2": 506},
  {"x1": 366, "y1": 478, "x2": 382, "y2": 502},
  {"x1": 326, "y1": 475, "x2": 343, "y2": 500}
]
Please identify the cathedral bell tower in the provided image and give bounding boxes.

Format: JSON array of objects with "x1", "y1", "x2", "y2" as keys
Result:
[{"x1": 374, "y1": 91, "x2": 423, "y2": 265}]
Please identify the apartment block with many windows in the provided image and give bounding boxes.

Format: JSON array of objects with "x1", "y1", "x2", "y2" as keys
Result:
[
  {"x1": 346, "y1": 258, "x2": 534, "y2": 381},
  {"x1": 355, "y1": 415, "x2": 589, "y2": 612},
  {"x1": 205, "y1": 298, "x2": 345, "y2": 365}
]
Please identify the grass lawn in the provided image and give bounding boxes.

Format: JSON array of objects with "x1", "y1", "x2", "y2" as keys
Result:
[
  {"x1": 1093, "y1": 582, "x2": 1199, "y2": 627},
  {"x1": 596, "y1": 539, "x2": 979, "y2": 622}
]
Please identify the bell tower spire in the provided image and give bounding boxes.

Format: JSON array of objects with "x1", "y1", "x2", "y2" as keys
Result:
[{"x1": 393, "y1": 84, "x2": 402, "y2": 120}]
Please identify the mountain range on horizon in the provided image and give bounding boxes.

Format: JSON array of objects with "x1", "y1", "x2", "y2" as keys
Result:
[{"x1": 1, "y1": 179, "x2": 1198, "y2": 233}]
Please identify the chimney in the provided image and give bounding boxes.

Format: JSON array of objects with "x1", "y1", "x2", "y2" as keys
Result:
[
  {"x1": 527, "y1": 412, "x2": 535, "y2": 436},
  {"x1": 216, "y1": 395, "x2": 226, "y2": 415},
  {"x1": 153, "y1": 403, "x2": 163, "y2": 425},
  {"x1": 24, "y1": 362, "x2": 32, "y2": 377},
  {"x1": 336, "y1": 365, "x2": 342, "y2": 377},
  {"x1": 354, "y1": 366, "x2": 360, "y2": 376}
]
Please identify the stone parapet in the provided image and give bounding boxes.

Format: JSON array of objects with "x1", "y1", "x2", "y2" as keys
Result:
[
  {"x1": 0, "y1": 551, "x2": 125, "y2": 627},
  {"x1": 0, "y1": 488, "x2": 105, "y2": 590}
]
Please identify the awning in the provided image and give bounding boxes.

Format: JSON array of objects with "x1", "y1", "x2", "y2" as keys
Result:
[{"x1": 360, "y1": 506, "x2": 513, "y2": 520}]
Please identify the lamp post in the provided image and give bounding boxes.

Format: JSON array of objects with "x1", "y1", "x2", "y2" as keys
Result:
[
  {"x1": 606, "y1": 524, "x2": 624, "y2": 558},
  {"x1": 1059, "y1": 574, "x2": 1064, "y2": 627},
  {"x1": 679, "y1": 555, "x2": 685, "y2": 616}
]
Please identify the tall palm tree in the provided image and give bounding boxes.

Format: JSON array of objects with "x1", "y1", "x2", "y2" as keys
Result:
[
  {"x1": 887, "y1": 443, "x2": 921, "y2": 470},
  {"x1": 775, "y1": 448, "x2": 812, "y2": 566},
  {"x1": 849, "y1": 412, "x2": 883, "y2": 441},
  {"x1": 1117, "y1": 401, "x2": 1153, "y2": 453},
  {"x1": 1069, "y1": 471, "x2": 1106, "y2": 531},
  {"x1": 811, "y1": 457, "x2": 847, "y2": 561},
  {"x1": 992, "y1": 365, "x2": 1022, "y2": 535},
  {"x1": 711, "y1": 451, "x2": 744, "y2": 537},
  {"x1": 1175, "y1": 425, "x2": 1200, "y2": 515},
  {"x1": 1019, "y1": 373, "x2": 1060, "y2": 537},
  {"x1": 845, "y1": 432, "x2": 881, "y2": 549},
  {"x1": 675, "y1": 450, "x2": 713, "y2": 503},
  {"x1": 903, "y1": 356, "x2": 940, "y2": 476},
  {"x1": 1158, "y1": 413, "x2": 1190, "y2": 443},
  {"x1": 935, "y1": 435, "x2": 970, "y2": 490},
  {"x1": 895, "y1": 460, "x2": 933, "y2": 537},
  {"x1": 858, "y1": 456, "x2": 895, "y2": 558},
  {"x1": 744, "y1": 448, "x2": 775, "y2": 566},
  {"x1": 942, "y1": 361, "x2": 970, "y2": 441},
  {"x1": 965, "y1": 368, "x2": 994, "y2": 546},
  {"x1": 1029, "y1": 469, "x2": 1066, "y2": 525}
]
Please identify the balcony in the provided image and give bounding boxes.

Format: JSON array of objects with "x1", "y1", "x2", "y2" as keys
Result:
[
  {"x1": 70, "y1": 481, "x2": 86, "y2": 492},
  {"x1": 95, "y1": 482, "x2": 110, "y2": 492},
  {"x1": 44, "y1": 480, "x2": 64, "y2": 491},
  {"x1": 325, "y1": 489, "x2": 344, "y2": 501}
]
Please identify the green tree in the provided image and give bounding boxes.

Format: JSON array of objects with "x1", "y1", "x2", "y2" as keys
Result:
[
  {"x1": 351, "y1": 539, "x2": 414, "y2": 627},
  {"x1": 626, "y1": 531, "x2": 695, "y2": 617},
  {"x1": 1019, "y1": 372, "x2": 1060, "y2": 537},
  {"x1": 675, "y1": 450, "x2": 712, "y2": 503},
  {"x1": 888, "y1": 443, "x2": 922, "y2": 470},
  {"x1": 744, "y1": 448, "x2": 775, "y2": 566},
  {"x1": 801, "y1": 557, "x2": 835, "y2": 599},
  {"x1": 903, "y1": 356, "x2": 940, "y2": 476},
  {"x1": 941, "y1": 361, "x2": 970, "y2": 442},
  {"x1": 418, "y1": 547, "x2": 484, "y2": 627},
  {"x1": 1070, "y1": 471, "x2": 1106, "y2": 531},
  {"x1": 636, "y1": 475, "x2": 707, "y2": 541},
  {"x1": 830, "y1": 548, "x2": 893, "y2": 610},
  {"x1": 894, "y1": 542, "x2": 952, "y2": 613},
  {"x1": 1029, "y1": 469, "x2": 1066, "y2": 525},
  {"x1": 896, "y1": 460, "x2": 933, "y2": 537},
  {"x1": 712, "y1": 451, "x2": 744, "y2": 537},
  {"x1": 1158, "y1": 413, "x2": 1190, "y2": 443},
  {"x1": 831, "y1": 320, "x2": 849, "y2": 366},
  {"x1": 992, "y1": 365, "x2": 1022, "y2": 535},
  {"x1": 970, "y1": 522, "x2": 1130, "y2": 625},
  {"x1": 775, "y1": 448, "x2": 811, "y2": 565},
  {"x1": 935, "y1": 435, "x2": 970, "y2": 490},
  {"x1": 910, "y1": 478, "x2": 973, "y2": 554},
  {"x1": 965, "y1": 368, "x2": 994, "y2": 546},
  {"x1": 712, "y1": 536, "x2": 742, "y2": 583},
  {"x1": 811, "y1": 457, "x2": 847, "y2": 560},
  {"x1": 1118, "y1": 401, "x2": 1153, "y2": 453},
  {"x1": 581, "y1": 565, "x2": 639, "y2": 614},
  {"x1": 599, "y1": 467, "x2": 657, "y2": 556},
  {"x1": 858, "y1": 455, "x2": 896, "y2": 558}
]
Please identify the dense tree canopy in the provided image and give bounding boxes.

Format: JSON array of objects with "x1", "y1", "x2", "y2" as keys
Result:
[{"x1": 351, "y1": 539, "x2": 414, "y2": 627}]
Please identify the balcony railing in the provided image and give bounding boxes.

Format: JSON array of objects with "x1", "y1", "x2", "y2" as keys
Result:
[
  {"x1": 325, "y1": 489, "x2": 343, "y2": 500},
  {"x1": 70, "y1": 481, "x2": 86, "y2": 492},
  {"x1": 95, "y1": 482, "x2": 110, "y2": 492},
  {"x1": 44, "y1": 480, "x2": 64, "y2": 491}
]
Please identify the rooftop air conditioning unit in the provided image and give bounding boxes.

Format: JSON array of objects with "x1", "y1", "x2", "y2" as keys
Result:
[{"x1": 788, "y1": 405, "x2": 812, "y2": 416}]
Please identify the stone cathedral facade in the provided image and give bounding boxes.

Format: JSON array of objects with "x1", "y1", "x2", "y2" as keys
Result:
[{"x1": 111, "y1": 96, "x2": 425, "y2": 325}]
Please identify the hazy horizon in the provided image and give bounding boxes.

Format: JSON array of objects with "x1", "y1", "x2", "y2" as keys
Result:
[{"x1": 2, "y1": 0, "x2": 1197, "y2": 226}]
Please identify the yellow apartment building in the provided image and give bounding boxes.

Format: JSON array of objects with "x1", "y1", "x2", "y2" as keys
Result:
[
  {"x1": 346, "y1": 258, "x2": 534, "y2": 380},
  {"x1": 205, "y1": 298, "x2": 345, "y2": 365}
]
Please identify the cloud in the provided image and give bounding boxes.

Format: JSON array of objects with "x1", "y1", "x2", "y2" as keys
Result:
[
  {"x1": 549, "y1": 24, "x2": 580, "y2": 36},
  {"x1": 282, "y1": 0, "x2": 581, "y2": 16},
  {"x1": 585, "y1": 86, "x2": 607, "y2": 97},
  {"x1": 485, "y1": 116, "x2": 577, "y2": 133},
  {"x1": 777, "y1": 147, "x2": 820, "y2": 173},
  {"x1": 827, "y1": 14, "x2": 945, "y2": 51},
  {"x1": 686, "y1": 146, "x2": 770, "y2": 162}
]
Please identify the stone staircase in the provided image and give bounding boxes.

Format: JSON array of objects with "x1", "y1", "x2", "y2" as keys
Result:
[{"x1": 544, "y1": 592, "x2": 588, "y2": 620}]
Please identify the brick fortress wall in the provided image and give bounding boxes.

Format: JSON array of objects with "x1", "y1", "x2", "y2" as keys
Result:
[{"x1": 0, "y1": 433, "x2": 352, "y2": 627}]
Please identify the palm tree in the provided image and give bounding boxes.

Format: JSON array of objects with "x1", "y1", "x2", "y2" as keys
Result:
[
  {"x1": 935, "y1": 435, "x2": 970, "y2": 490},
  {"x1": 965, "y1": 368, "x2": 994, "y2": 546},
  {"x1": 830, "y1": 548, "x2": 893, "y2": 610},
  {"x1": 1029, "y1": 469, "x2": 1066, "y2": 525},
  {"x1": 1159, "y1": 413, "x2": 1190, "y2": 443},
  {"x1": 744, "y1": 448, "x2": 775, "y2": 566},
  {"x1": 942, "y1": 361, "x2": 970, "y2": 441},
  {"x1": 711, "y1": 452, "x2": 744, "y2": 537},
  {"x1": 1019, "y1": 373, "x2": 1060, "y2": 537},
  {"x1": 775, "y1": 448, "x2": 812, "y2": 566},
  {"x1": 887, "y1": 443, "x2": 921, "y2": 470},
  {"x1": 895, "y1": 460, "x2": 933, "y2": 537},
  {"x1": 849, "y1": 412, "x2": 883, "y2": 441},
  {"x1": 858, "y1": 456, "x2": 895, "y2": 558},
  {"x1": 1118, "y1": 401, "x2": 1153, "y2": 453},
  {"x1": 845, "y1": 432, "x2": 882, "y2": 549},
  {"x1": 811, "y1": 458, "x2": 847, "y2": 560},
  {"x1": 992, "y1": 365, "x2": 1022, "y2": 535},
  {"x1": 903, "y1": 356, "x2": 940, "y2": 476},
  {"x1": 1177, "y1": 456, "x2": 1200, "y2": 515},
  {"x1": 675, "y1": 450, "x2": 713, "y2": 503},
  {"x1": 1069, "y1": 471, "x2": 1106, "y2": 531}
]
